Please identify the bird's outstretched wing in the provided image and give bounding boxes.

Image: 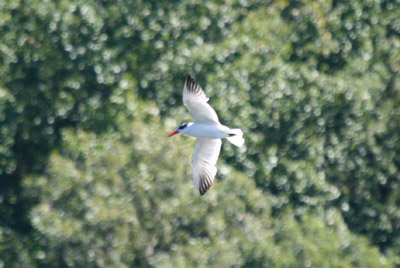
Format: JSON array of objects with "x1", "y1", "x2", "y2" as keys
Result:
[
  {"x1": 183, "y1": 76, "x2": 219, "y2": 124},
  {"x1": 191, "y1": 138, "x2": 222, "y2": 195}
]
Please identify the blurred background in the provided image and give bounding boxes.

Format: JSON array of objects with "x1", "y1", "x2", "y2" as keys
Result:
[{"x1": 1, "y1": 0, "x2": 399, "y2": 267}]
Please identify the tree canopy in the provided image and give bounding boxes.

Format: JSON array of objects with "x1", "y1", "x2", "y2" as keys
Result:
[{"x1": 0, "y1": 0, "x2": 399, "y2": 267}]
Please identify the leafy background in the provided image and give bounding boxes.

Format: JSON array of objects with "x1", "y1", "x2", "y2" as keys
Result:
[{"x1": 0, "y1": 0, "x2": 399, "y2": 267}]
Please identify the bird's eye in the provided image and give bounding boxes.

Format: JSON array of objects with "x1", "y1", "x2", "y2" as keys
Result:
[{"x1": 178, "y1": 123, "x2": 187, "y2": 130}]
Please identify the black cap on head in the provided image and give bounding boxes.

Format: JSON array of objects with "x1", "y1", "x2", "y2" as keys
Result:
[{"x1": 178, "y1": 122, "x2": 188, "y2": 130}]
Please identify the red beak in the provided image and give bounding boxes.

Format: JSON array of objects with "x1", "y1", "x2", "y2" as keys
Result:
[{"x1": 168, "y1": 130, "x2": 179, "y2": 137}]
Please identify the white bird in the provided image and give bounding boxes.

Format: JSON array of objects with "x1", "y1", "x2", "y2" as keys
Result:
[{"x1": 168, "y1": 75, "x2": 244, "y2": 195}]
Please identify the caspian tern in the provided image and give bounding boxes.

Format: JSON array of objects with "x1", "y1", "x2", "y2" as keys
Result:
[{"x1": 168, "y1": 75, "x2": 244, "y2": 195}]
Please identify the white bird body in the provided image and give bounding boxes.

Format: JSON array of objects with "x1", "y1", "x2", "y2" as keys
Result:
[
  {"x1": 168, "y1": 76, "x2": 244, "y2": 195},
  {"x1": 180, "y1": 123, "x2": 229, "y2": 139}
]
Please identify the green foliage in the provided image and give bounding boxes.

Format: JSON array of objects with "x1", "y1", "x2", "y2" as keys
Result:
[
  {"x1": 15, "y1": 116, "x2": 397, "y2": 267},
  {"x1": 0, "y1": 0, "x2": 399, "y2": 267},
  {"x1": 0, "y1": 0, "x2": 129, "y2": 231}
]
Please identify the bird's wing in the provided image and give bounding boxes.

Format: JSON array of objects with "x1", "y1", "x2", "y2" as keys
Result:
[
  {"x1": 183, "y1": 76, "x2": 219, "y2": 124},
  {"x1": 191, "y1": 138, "x2": 222, "y2": 195}
]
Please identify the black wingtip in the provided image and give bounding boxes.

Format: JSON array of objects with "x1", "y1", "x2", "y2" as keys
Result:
[
  {"x1": 185, "y1": 75, "x2": 201, "y2": 94},
  {"x1": 199, "y1": 184, "x2": 208, "y2": 196},
  {"x1": 198, "y1": 172, "x2": 213, "y2": 196},
  {"x1": 185, "y1": 75, "x2": 191, "y2": 86}
]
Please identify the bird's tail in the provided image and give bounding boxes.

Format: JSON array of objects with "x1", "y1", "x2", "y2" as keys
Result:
[{"x1": 227, "y1": 128, "x2": 245, "y2": 147}]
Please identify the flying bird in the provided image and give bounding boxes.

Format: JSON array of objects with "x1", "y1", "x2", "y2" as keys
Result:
[{"x1": 168, "y1": 75, "x2": 244, "y2": 195}]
